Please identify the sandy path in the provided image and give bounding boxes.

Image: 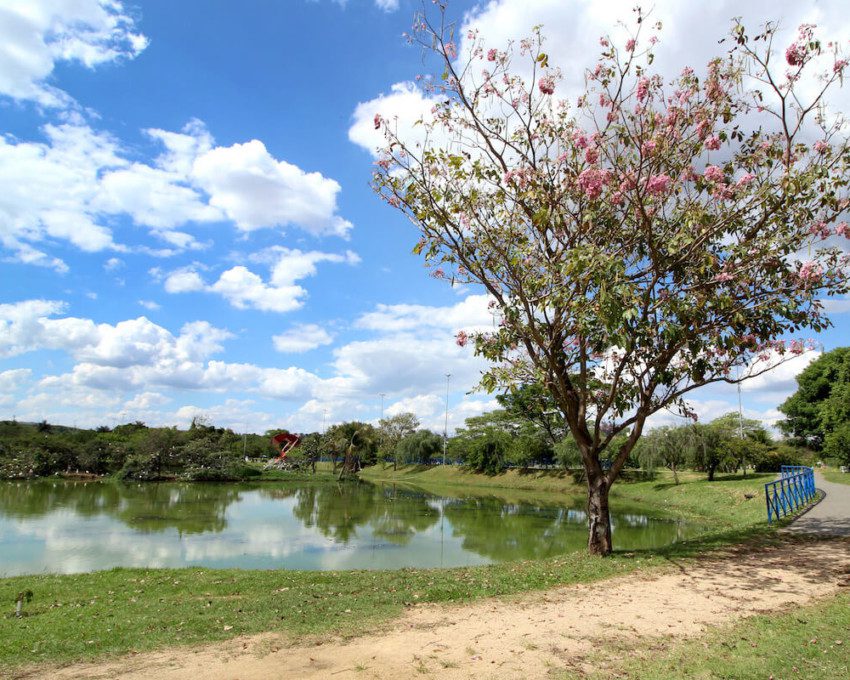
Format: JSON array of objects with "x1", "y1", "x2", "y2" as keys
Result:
[{"x1": 26, "y1": 538, "x2": 850, "y2": 680}]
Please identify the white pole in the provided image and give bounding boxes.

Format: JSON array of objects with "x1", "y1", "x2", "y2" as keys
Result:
[{"x1": 443, "y1": 373, "x2": 451, "y2": 465}]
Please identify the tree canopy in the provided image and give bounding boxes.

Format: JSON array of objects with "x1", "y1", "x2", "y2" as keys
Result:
[{"x1": 778, "y1": 347, "x2": 850, "y2": 447}]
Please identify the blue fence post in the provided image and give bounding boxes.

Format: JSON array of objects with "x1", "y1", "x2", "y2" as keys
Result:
[{"x1": 765, "y1": 466, "x2": 817, "y2": 523}]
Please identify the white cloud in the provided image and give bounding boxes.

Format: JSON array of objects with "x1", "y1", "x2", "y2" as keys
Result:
[
  {"x1": 349, "y1": 81, "x2": 440, "y2": 158},
  {"x1": 1, "y1": 119, "x2": 355, "y2": 269},
  {"x1": 273, "y1": 324, "x2": 334, "y2": 353},
  {"x1": 0, "y1": 0, "x2": 148, "y2": 107},
  {"x1": 0, "y1": 368, "x2": 32, "y2": 405},
  {"x1": 138, "y1": 300, "x2": 161, "y2": 311},
  {"x1": 356, "y1": 293, "x2": 494, "y2": 333},
  {"x1": 192, "y1": 140, "x2": 353, "y2": 237},
  {"x1": 374, "y1": 0, "x2": 400, "y2": 13},
  {"x1": 163, "y1": 248, "x2": 360, "y2": 313},
  {"x1": 163, "y1": 268, "x2": 205, "y2": 293}
]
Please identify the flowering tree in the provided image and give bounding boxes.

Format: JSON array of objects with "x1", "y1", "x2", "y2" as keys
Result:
[{"x1": 372, "y1": 8, "x2": 850, "y2": 554}]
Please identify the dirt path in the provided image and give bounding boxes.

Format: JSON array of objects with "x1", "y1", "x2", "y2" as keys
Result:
[{"x1": 27, "y1": 538, "x2": 850, "y2": 680}]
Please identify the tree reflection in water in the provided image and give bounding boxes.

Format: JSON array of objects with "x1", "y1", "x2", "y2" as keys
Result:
[{"x1": 0, "y1": 479, "x2": 698, "y2": 573}]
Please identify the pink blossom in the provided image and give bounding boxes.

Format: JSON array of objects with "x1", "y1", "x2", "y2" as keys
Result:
[
  {"x1": 835, "y1": 221, "x2": 849, "y2": 237},
  {"x1": 641, "y1": 140, "x2": 657, "y2": 156},
  {"x1": 444, "y1": 42, "x2": 457, "y2": 59},
  {"x1": 704, "y1": 165, "x2": 724, "y2": 183},
  {"x1": 387, "y1": 195, "x2": 400, "y2": 207},
  {"x1": 636, "y1": 77, "x2": 650, "y2": 102},
  {"x1": 455, "y1": 330, "x2": 469, "y2": 347},
  {"x1": 705, "y1": 136, "x2": 721, "y2": 151},
  {"x1": 625, "y1": 38, "x2": 636, "y2": 52},
  {"x1": 736, "y1": 172, "x2": 756, "y2": 187},
  {"x1": 373, "y1": 114, "x2": 382, "y2": 130},
  {"x1": 572, "y1": 131, "x2": 589, "y2": 149},
  {"x1": 696, "y1": 118, "x2": 712, "y2": 140},
  {"x1": 584, "y1": 147, "x2": 599, "y2": 164},
  {"x1": 790, "y1": 339, "x2": 806, "y2": 355},
  {"x1": 538, "y1": 75, "x2": 555, "y2": 95},
  {"x1": 814, "y1": 140, "x2": 829, "y2": 154},
  {"x1": 713, "y1": 272, "x2": 734, "y2": 283},
  {"x1": 835, "y1": 59, "x2": 849, "y2": 73},
  {"x1": 375, "y1": 157, "x2": 391, "y2": 170},
  {"x1": 578, "y1": 167, "x2": 610, "y2": 199},
  {"x1": 785, "y1": 43, "x2": 805, "y2": 66},
  {"x1": 487, "y1": 48, "x2": 497, "y2": 61},
  {"x1": 798, "y1": 261, "x2": 823, "y2": 284},
  {"x1": 611, "y1": 191, "x2": 624, "y2": 205},
  {"x1": 646, "y1": 174, "x2": 672, "y2": 195}
]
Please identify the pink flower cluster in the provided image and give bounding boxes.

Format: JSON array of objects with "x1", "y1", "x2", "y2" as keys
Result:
[
  {"x1": 814, "y1": 140, "x2": 829, "y2": 154},
  {"x1": 578, "y1": 167, "x2": 610, "y2": 199},
  {"x1": 798, "y1": 261, "x2": 823, "y2": 284},
  {"x1": 625, "y1": 38, "x2": 636, "y2": 52},
  {"x1": 836, "y1": 222, "x2": 849, "y2": 237},
  {"x1": 487, "y1": 48, "x2": 497, "y2": 61},
  {"x1": 373, "y1": 113, "x2": 382, "y2": 130},
  {"x1": 785, "y1": 43, "x2": 805, "y2": 66},
  {"x1": 636, "y1": 76, "x2": 650, "y2": 102},
  {"x1": 705, "y1": 135, "x2": 721, "y2": 151},
  {"x1": 646, "y1": 174, "x2": 672, "y2": 195},
  {"x1": 444, "y1": 42, "x2": 457, "y2": 59},
  {"x1": 736, "y1": 173, "x2": 756, "y2": 188},
  {"x1": 704, "y1": 165, "x2": 724, "y2": 183},
  {"x1": 455, "y1": 330, "x2": 469, "y2": 347},
  {"x1": 538, "y1": 75, "x2": 555, "y2": 95}
]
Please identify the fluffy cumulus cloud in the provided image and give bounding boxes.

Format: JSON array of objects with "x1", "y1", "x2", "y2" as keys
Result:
[
  {"x1": 356, "y1": 293, "x2": 494, "y2": 333},
  {"x1": 349, "y1": 81, "x2": 440, "y2": 158},
  {"x1": 273, "y1": 324, "x2": 334, "y2": 353},
  {"x1": 0, "y1": 118, "x2": 354, "y2": 270},
  {"x1": 163, "y1": 248, "x2": 360, "y2": 313},
  {"x1": 192, "y1": 140, "x2": 353, "y2": 237},
  {"x1": 0, "y1": 0, "x2": 148, "y2": 107},
  {"x1": 0, "y1": 293, "x2": 495, "y2": 433}
]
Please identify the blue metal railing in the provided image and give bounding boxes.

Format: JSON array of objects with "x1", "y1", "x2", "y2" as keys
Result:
[
  {"x1": 765, "y1": 466, "x2": 817, "y2": 523},
  {"x1": 779, "y1": 465, "x2": 811, "y2": 478}
]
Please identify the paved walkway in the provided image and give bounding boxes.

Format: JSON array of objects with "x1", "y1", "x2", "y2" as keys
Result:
[{"x1": 785, "y1": 471, "x2": 850, "y2": 537}]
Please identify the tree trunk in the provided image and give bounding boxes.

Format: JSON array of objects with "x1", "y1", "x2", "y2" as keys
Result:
[
  {"x1": 586, "y1": 471, "x2": 613, "y2": 556},
  {"x1": 670, "y1": 462, "x2": 679, "y2": 485},
  {"x1": 707, "y1": 464, "x2": 716, "y2": 482}
]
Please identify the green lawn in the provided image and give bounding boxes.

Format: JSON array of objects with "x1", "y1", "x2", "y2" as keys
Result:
[
  {"x1": 0, "y1": 469, "x2": 784, "y2": 674},
  {"x1": 574, "y1": 591, "x2": 850, "y2": 679},
  {"x1": 821, "y1": 466, "x2": 850, "y2": 486}
]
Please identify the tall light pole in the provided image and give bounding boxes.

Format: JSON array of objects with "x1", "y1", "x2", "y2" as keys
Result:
[
  {"x1": 379, "y1": 392, "x2": 386, "y2": 422},
  {"x1": 443, "y1": 373, "x2": 451, "y2": 465}
]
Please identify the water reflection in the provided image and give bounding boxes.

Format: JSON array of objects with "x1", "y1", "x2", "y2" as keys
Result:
[{"x1": 0, "y1": 479, "x2": 699, "y2": 576}]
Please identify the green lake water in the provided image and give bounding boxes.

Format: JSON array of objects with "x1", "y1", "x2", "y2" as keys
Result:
[{"x1": 0, "y1": 479, "x2": 701, "y2": 575}]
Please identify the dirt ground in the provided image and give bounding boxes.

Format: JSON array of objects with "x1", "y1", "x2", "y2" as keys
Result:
[{"x1": 22, "y1": 538, "x2": 850, "y2": 680}]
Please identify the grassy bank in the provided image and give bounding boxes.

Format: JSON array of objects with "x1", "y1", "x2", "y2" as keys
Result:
[
  {"x1": 360, "y1": 465, "x2": 773, "y2": 530},
  {"x1": 1, "y1": 468, "x2": 780, "y2": 674},
  {"x1": 2, "y1": 551, "x2": 663, "y2": 673},
  {"x1": 576, "y1": 591, "x2": 850, "y2": 679}
]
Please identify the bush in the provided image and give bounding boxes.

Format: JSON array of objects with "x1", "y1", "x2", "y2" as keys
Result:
[{"x1": 751, "y1": 444, "x2": 803, "y2": 472}]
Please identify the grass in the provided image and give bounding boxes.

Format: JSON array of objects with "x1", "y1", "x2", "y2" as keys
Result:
[
  {"x1": 572, "y1": 591, "x2": 850, "y2": 679},
  {"x1": 0, "y1": 468, "x2": 787, "y2": 674},
  {"x1": 2, "y1": 549, "x2": 660, "y2": 673},
  {"x1": 821, "y1": 466, "x2": 850, "y2": 486}
]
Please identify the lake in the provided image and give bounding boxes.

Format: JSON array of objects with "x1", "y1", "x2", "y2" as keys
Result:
[{"x1": 0, "y1": 479, "x2": 701, "y2": 575}]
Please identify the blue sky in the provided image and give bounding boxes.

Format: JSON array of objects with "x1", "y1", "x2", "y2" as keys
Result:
[{"x1": 1, "y1": 0, "x2": 848, "y2": 435}]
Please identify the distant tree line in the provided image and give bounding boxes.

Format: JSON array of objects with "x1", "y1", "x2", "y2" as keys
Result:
[{"x1": 3, "y1": 347, "x2": 847, "y2": 481}]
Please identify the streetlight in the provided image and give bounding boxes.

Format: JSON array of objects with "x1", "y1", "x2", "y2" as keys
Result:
[{"x1": 443, "y1": 373, "x2": 451, "y2": 465}]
